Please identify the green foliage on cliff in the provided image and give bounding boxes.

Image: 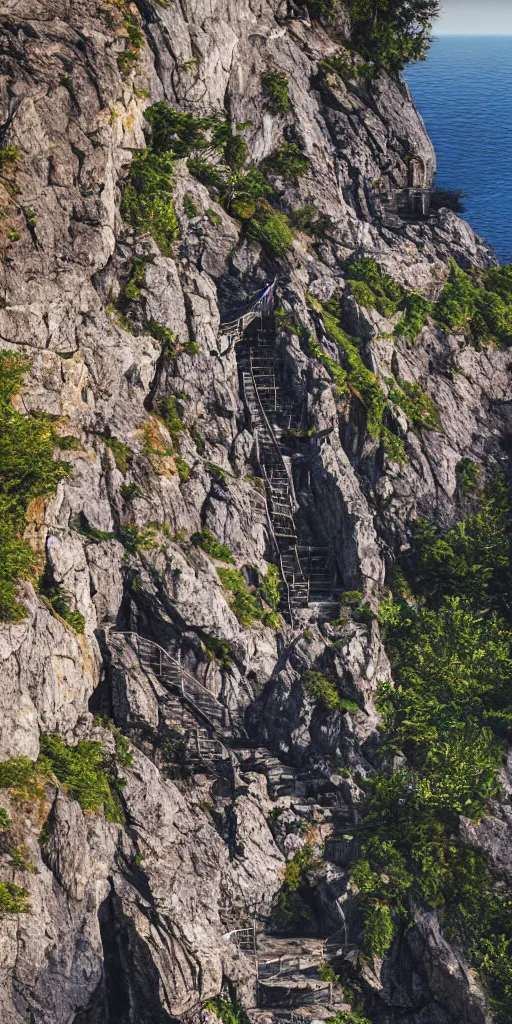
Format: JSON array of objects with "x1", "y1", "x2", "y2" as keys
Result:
[
  {"x1": 38, "y1": 735, "x2": 126, "y2": 823},
  {"x1": 203, "y1": 997, "x2": 250, "y2": 1024},
  {"x1": 192, "y1": 528, "x2": 234, "y2": 563},
  {"x1": 122, "y1": 149, "x2": 179, "y2": 254},
  {"x1": 345, "y1": 257, "x2": 403, "y2": 317},
  {"x1": 302, "y1": 670, "x2": 359, "y2": 712},
  {"x1": 247, "y1": 202, "x2": 294, "y2": 257},
  {"x1": 39, "y1": 563, "x2": 86, "y2": 634},
  {"x1": 0, "y1": 352, "x2": 71, "y2": 621},
  {"x1": 0, "y1": 881, "x2": 30, "y2": 914},
  {"x1": 264, "y1": 143, "x2": 310, "y2": 182},
  {"x1": 354, "y1": 477, "x2": 512, "y2": 1014},
  {"x1": 279, "y1": 839, "x2": 320, "y2": 916},
  {"x1": 262, "y1": 71, "x2": 290, "y2": 113},
  {"x1": 217, "y1": 566, "x2": 281, "y2": 629},
  {"x1": 104, "y1": 436, "x2": 133, "y2": 474}
]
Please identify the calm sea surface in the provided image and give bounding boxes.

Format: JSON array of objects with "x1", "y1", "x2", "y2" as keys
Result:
[{"x1": 404, "y1": 36, "x2": 512, "y2": 264}]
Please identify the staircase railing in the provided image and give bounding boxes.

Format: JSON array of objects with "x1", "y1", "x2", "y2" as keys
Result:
[
  {"x1": 110, "y1": 631, "x2": 237, "y2": 765},
  {"x1": 242, "y1": 345, "x2": 310, "y2": 621}
]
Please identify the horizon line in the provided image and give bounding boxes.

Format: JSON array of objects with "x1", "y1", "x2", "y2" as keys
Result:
[{"x1": 434, "y1": 31, "x2": 512, "y2": 36}]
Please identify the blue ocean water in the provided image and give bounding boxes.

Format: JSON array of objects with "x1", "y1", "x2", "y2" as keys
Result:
[{"x1": 404, "y1": 36, "x2": 512, "y2": 264}]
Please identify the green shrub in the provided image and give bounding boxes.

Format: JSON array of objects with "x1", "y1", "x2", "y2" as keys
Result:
[
  {"x1": 393, "y1": 291, "x2": 432, "y2": 343},
  {"x1": 456, "y1": 457, "x2": 479, "y2": 494},
  {"x1": 433, "y1": 261, "x2": 512, "y2": 347},
  {"x1": 121, "y1": 149, "x2": 179, "y2": 255},
  {"x1": 119, "y1": 523, "x2": 157, "y2": 554},
  {"x1": 39, "y1": 567, "x2": 85, "y2": 634},
  {"x1": 203, "y1": 996, "x2": 250, "y2": 1024},
  {"x1": 117, "y1": 3, "x2": 144, "y2": 76},
  {"x1": 175, "y1": 456, "x2": 190, "y2": 481},
  {"x1": 120, "y1": 482, "x2": 143, "y2": 501},
  {"x1": 0, "y1": 881, "x2": 30, "y2": 914},
  {"x1": 264, "y1": 143, "x2": 310, "y2": 182},
  {"x1": 388, "y1": 378, "x2": 439, "y2": 431},
  {"x1": 0, "y1": 145, "x2": 20, "y2": 169},
  {"x1": 217, "y1": 567, "x2": 264, "y2": 627},
  {"x1": 183, "y1": 192, "x2": 199, "y2": 218},
  {"x1": 192, "y1": 528, "x2": 234, "y2": 563},
  {"x1": 302, "y1": 670, "x2": 359, "y2": 712},
  {"x1": 0, "y1": 757, "x2": 45, "y2": 803},
  {"x1": 260, "y1": 564, "x2": 281, "y2": 609},
  {"x1": 341, "y1": 590, "x2": 363, "y2": 606},
  {"x1": 381, "y1": 426, "x2": 406, "y2": 464},
  {"x1": 326, "y1": 1012, "x2": 372, "y2": 1024},
  {"x1": 358, "y1": 479, "x2": 512, "y2": 1014},
  {"x1": 262, "y1": 72, "x2": 290, "y2": 114},
  {"x1": 307, "y1": 334, "x2": 347, "y2": 392},
  {"x1": 279, "y1": 841, "x2": 320, "y2": 914},
  {"x1": 320, "y1": 50, "x2": 374, "y2": 81},
  {"x1": 201, "y1": 634, "x2": 232, "y2": 668},
  {"x1": 345, "y1": 257, "x2": 403, "y2": 317},
  {"x1": 206, "y1": 208, "x2": 222, "y2": 226},
  {"x1": 346, "y1": 0, "x2": 439, "y2": 73},
  {"x1": 159, "y1": 396, "x2": 183, "y2": 437},
  {"x1": 321, "y1": 307, "x2": 386, "y2": 438},
  {"x1": 224, "y1": 135, "x2": 248, "y2": 171},
  {"x1": 290, "y1": 205, "x2": 335, "y2": 238},
  {"x1": 304, "y1": 0, "x2": 340, "y2": 21},
  {"x1": 38, "y1": 734, "x2": 126, "y2": 822},
  {"x1": 104, "y1": 436, "x2": 132, "y2": 474},
  {"x1": 0, "y1": 352, "x2": 71, "y2": 621},
  {"x1": 247, "y1": 202, "x2": 293, "y2": 257}
]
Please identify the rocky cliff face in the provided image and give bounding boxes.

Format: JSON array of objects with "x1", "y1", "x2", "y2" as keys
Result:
[{"x1": 0, "y1": 2, "x2": 510, "y2": 1023}]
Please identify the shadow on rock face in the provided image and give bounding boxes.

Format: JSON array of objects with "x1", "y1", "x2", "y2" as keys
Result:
[{"x1": 73, "y1": 887, "x2": 179, "y2": 1024}]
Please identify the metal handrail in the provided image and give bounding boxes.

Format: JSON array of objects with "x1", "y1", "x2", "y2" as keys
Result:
[
  {"x1": 243, "y1": 377, "x2": 294, "y2": 625},
  {"x1": 109, "y1": 630, "x2": 237, "y2": 765}
]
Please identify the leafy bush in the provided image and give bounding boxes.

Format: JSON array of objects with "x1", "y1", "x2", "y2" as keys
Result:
[
  {"x1": 430, "y1": 187, "x2": 467, "y2": 214},
  {"x1": 175, "y1": 456, "x2": 191, "y2": 481},
  {"x1": 356, "y1": 479, "x2": 512, "y2": 1011},
  {"x1": 159, "y1": 396, "x2": 183, "y2": 437},
  {"x1": 224, "y1": 135, "x2": 248, "y2": 171},
  {"x1": 116, "y1": 1, "x2": 144, "y2": 76},
  {"x1": 38, "y1": 734, "x2": 126, "y2": 822},
  {"x1": 0, "y1": 352, "x2": 70, "y2": 621},
  {"x1": 320, "y1": 50, "x2": 374, "y2": 81},
  {"x1": 247, "y1": 202, "x2": 293, "y2": 257},
  {"x1": 0, "y1": 881, "x2": 30, "y2": 914},
  {"x1": 119, "y1": 523, "x2": 157, "y2": 554},
  {"x1": 121, "y1": 149, "x2": 179, "y2": 255},
  {"x1": 433, "y1": 261, "x2": 512, "y2": 347},
  {"x1": 104, "y1": 436, "x2": 132, "y2": 474},
  {"x1": 456, "y1": 457, "x2": 479, "y2": 494},
  {"x1": 345, "y1": 257, "x2": 403, "y2": 317},
  {"x1": 264, "y1": 143, "x2": 310, "y2": 182},
  {"x1": 279, "y1": 840, "x2": 320, "y2": 915},
  {"x1": 393, "y1": 291, "x2": 432, "y2": 343},
  {"x1": 0, "y1": 757, "x2": 45, "y2": 803},
  {"x1": 388, "y1": 378, "x2": 439, "y2": 431},
  {"x1": 262, "y1": 71, "x2": 290, "y2": 114},
  {"x1": 260, "y1": 564, "x2": 281, "y2": 609},
  {"x1": 321, "y1": 306, "x2": 386, "y2": 438},
  {"x1": 183, "y1": 192, "x2": 199, "y2": 218},
  {"x1": 290, "y1": 205, "x2": 335, "y2": 239},
  {"x1": 39, "y1": 566, "x2": 85, "y2": 634},
  {"x1": 192, "y1": 528, "x2": 234, "y2": 563},
  {"x1": 120, "y1": 482, "x2": 143, "y2": 501},
  {"x1": 302, "y1": 670, "x2": 359, "y2": 712},
  {"x1": 201, "y1": 634, "x2": 232, "y2": 668},
  {"x1": 216, "y1": 565, "x2": 280, "y2": 629},
  {"x1": 203, "y1": 996, "x2": 250, "y2": 1024},
  {"x1": 346, "y1": 0, "x2": 440, "y2": 72}
]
